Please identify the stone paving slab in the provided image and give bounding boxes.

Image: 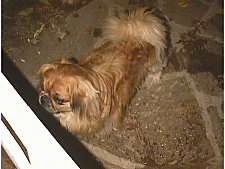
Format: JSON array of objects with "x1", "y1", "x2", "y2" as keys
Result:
[
  {"x1": 79, "y1": 71, "x2": 223, "y2": 169},
  {"x1": 2, "y1": 0, "x2": 223, "y2": 168},
  {"x1": 158, "y1": 0, "x2": 209, "y2": 26}
]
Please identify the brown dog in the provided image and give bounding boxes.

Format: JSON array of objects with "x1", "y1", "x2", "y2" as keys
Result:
[{"x1": 38, "y1": 8, "x2": 167, "y2": 135}]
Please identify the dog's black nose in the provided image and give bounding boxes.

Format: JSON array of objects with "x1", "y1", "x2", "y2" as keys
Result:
[{"x1": 39, "y1": 94, "x2": 51, "y2": 106}]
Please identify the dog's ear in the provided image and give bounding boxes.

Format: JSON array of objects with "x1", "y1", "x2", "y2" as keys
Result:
[
  {"x1": 38, "y1": 63, "x2": 56, "y2": 76},
  {"x1": 70, "y1": 94, "x2": 101, "y2": 120},
  {"x1": 70, "y1": 80, "x2": 101, "y2": 120},
  {"x1": 70, "y1": 95, "x2": 85, "y2": 115}
]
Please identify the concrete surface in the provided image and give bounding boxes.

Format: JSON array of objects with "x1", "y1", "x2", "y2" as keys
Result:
[{"x1": 2, "y1": 0, "x2": 223, "y2": 168}]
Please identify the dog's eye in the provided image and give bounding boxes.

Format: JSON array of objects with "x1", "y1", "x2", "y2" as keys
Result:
[{"x1": 54, "y1": 96, "x2": 65, "y2": 105}]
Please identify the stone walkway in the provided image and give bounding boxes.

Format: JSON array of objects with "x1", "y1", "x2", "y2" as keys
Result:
[{"x1": 2, "y1": 0, "x2": 223, "y2": 168}]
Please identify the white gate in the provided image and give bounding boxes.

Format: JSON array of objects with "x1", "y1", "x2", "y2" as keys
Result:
[{"x1": 1, "y1": 73, "x2": 80, "y2": 169}]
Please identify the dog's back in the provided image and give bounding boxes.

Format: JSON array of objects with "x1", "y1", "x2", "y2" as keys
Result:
[{"x1": 80, "y1": 8, "x2": 168, "y2": 113}]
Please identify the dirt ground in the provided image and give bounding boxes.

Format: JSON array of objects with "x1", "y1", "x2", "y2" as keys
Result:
[{"x1": 2, "y1": 0, "x2": 223, "y2": 169}]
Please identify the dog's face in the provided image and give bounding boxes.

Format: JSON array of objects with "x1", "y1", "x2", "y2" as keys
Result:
[{"x1": 38, "y1": 60, "x2": 102, "y2": 133}]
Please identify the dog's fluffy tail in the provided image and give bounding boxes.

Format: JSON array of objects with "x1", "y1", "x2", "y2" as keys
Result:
[{"x1": 103, "y1": 8, "x2": 167, "y2": 63}]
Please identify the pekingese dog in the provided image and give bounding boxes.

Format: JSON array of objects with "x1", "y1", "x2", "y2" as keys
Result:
[{"x1": 38, "y1": 8, "x2": 168, "y2": 135}]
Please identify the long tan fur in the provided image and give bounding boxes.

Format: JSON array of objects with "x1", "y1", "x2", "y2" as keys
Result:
[
  {"x1": 103, "y1": 8, "x2": 166, "y2": 64},
  {"x1": 38, "y1": 8, "x2": 168, "y2": 135}
]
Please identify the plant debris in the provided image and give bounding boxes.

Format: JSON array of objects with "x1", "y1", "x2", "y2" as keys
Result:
[
  {"x1": 28, "y1": 24, "x2": 45, "y2": 45},
  {"x1": 18, "y1": 8, "x2": 34, "y2": 16}
]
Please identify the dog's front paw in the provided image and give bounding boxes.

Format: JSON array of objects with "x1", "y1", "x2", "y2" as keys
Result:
[{"x1": 95, "y1": 118, "x2": 121, "y2": 139}]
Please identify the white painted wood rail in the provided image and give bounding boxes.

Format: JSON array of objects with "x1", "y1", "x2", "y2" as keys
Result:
[{"x1": 0, "y1": 73, "x2": 79, "y2": 169}]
